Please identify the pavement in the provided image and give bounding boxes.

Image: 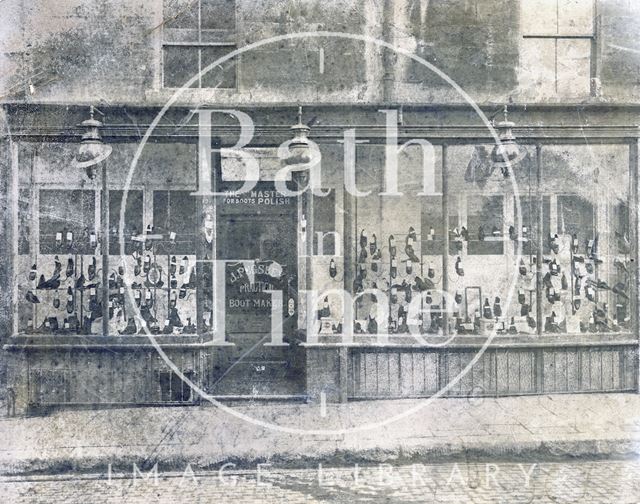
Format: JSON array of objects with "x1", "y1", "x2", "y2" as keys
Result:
[
  {"x1": 1, "y1": 393, "x2": 640, "y2": 476},
  {"x1": 3, "y1": 460, "x2": 640, "y2": 503}
]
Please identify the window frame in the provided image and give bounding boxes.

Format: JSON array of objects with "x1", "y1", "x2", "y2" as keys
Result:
[{"x1": 161, "y1": 0, "x2": 238, "y2": 90}]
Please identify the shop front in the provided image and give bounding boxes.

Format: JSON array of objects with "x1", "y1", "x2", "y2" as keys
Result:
[{"x1": 2, "y1": 104, "x2": 639, "y2": 414}]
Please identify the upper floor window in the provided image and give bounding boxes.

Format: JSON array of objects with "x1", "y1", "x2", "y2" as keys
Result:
[
  {"x1": 520, "y1": 0, "x2": 595, "y2": 98},
  {"x1": 162, "y1": 0, "x2": 237, "y2": 89}
]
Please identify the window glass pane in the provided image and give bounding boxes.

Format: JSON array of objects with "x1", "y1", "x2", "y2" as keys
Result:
[
  {"x1": 163, "y1": 0, "x2": 198, "y2": 30},
  {"x1": 109, "y1": 190, "x2": 143, "y2": 255},
  {"x1": 163, "y1": 46, "x2": 199, "y2": 88},
  {"x1": 200, "y1": 0, "x2": 235, "y2": 30},
  {"x1": 39, "y1": 190, "x2": 95, "y2": 255},
  {"x1": 153, "y1": 190, "x2": 197, "y2": 255},
  {"x1": 558, "y1": 0, "x2": 594, "y2": 36},
  {"x1": 201, "y1": 46, "x2": 237, "y2": 88},
  {"x1": 521, "y1": 0, "x2": 558, "y2": 35},
  {"x1": 468, "y1": 196, "x2": 504, "y2": 255},
  {"x1": 313, "y1": 190, "x2": 336, "y2": 255},
  {"x1": 539, "y1": 145, "x2": 630, "y2": 334},
  {"x1": 519, "y1": 38, "x2": 557, "y2": 98},
  {"x1": 556, "y1": 38, "x2": 591, "y2": 98}
]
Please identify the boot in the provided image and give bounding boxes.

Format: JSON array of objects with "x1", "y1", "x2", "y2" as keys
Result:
[
  {"x1": 359, "y1": 229, "x2": 368, "y2": 249},
  {"x1": 483, "y1": 298, "x2": 492, "y2": 319},
  {"x1": 88, "y1": 257, "x2": 97, "y2": 281},
  {"x1": 493, "y1": 297, "x2": 502, "y2": 318},
  {"x1": 65, "y1": 258, "x2": 74, "y2": 278}
]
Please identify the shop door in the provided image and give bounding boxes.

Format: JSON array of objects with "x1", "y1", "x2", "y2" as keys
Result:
[{"x1": 211, "y1": 184, "x2": 302, "y2": 396}]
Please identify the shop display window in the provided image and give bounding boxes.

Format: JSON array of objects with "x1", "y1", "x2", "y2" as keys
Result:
[{"x1": 345, "y1": 143, "x2": 633, "y2": 339}]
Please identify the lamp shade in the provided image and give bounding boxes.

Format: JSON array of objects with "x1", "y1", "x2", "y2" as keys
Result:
[
  {"x1": 491, "y1": 105, "x2": 526, "y2": 170},
  {"x1": 72, "y1": 106, "x2": 112, "y2": 174},
  {"x1": 283, "y1": 106, "x2": 311, "y2": 166}
]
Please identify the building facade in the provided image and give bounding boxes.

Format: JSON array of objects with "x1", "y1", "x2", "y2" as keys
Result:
[{"x1": 1, "y1": 0, "x2": 639, "y2": 414}]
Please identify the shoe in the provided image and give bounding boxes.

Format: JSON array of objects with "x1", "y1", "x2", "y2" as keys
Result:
[
  {"x1": 360, "y1": 229, "x2": 368, "y2": 249},
  {"x1": 53, "y1": 292, "x2": 60, "y2": 309},
  {"x1": 612, "y1": 282, "x2": 629, "y2": 300},
  {"x1": 403, "y1": 280, "x2": 412, "y2": 303},
  {"x1": 366, "y1": 315, "x2": 377, "y2": 334},
  {"x1": 143, "y1": 255, "x2": 151, "y2": 274},
  {"x1": 427, "y1": 263, "x2": 435, "y2": 279},
  {"x1": 519, "y1": 259, "x2": 527, "y2": 276},
  {"x1": 414, "y1": 276, "x2": 434, "y2": 291},
  {"x1": 53, "y1": 256, "x2": 62, "y2": 276},
  {"x1": 183, "y1": 318, "x2": 196, "y2": 333},
  {"x1": 425, "y1": 291, "x2": 433, "y2": 305},
  {"x1": 454, "y1": 291, "x2": 462, "y2": 304},
  {"x1": 461, "y1": 226, "x2": 469, "y2": 241},
  {"x1": 359, "y1": 262, "x2": 367, "y2": 280},
  {"x1": 390, "y1": 286, "x2": 398, "y2": 304},
  {"x1": 88, "y1": 257, "x2": 96, "y2": 280},
  {"x1": 550, "y1": 259, "x2": 560, "y2": 276},
  {"x1": 571, "y1": 233, "x2": 579, "y2": 254},
  {"x1": 75, "y1": 273, "x2": 85, "y2": 290},
  {"x1": 390, "y1": 258, "x2": 397, "y2": 279},
  {"x1": 66, "y1": 287, "x2": 75, "y2": 314},
  {"x1": 179, "y1": 256, "x2": 188, "y2": 276},
  {"x1": 573, "y1": 296, "x2": 581, "y2": 311},
  {"x1": 405, "y1": 259, "x2": 413, "y2": 275},
  {"x1": 493, "y1": 297, "x2": 502, "y2": 317},
  {"x1": 25, "y1": 291, "x2": 40, "y2": 304},
  {"x1": 518, "y1": 289, "x2": 526, "y2": 305},
  {"x1": 358, "y1": 248, "x2": 367, "y2": 263},
  {"x1": 455, "y1": 256, "x2": 464, "y2": 276},
  {"x1": 38, "y1": 273, "x2": 60, "y2": 290},
  {"x1": 483, "y1": 298, "x2": 492, "y2": 319},
  {"x1": 509, "y1": 226, "x2": 516, "y2": 241},
  {"x1": 29, "y1": 264, "x2": 37, "y2": 281},
  {"x1": 369, "y1": 234, "x2": 377, "y2": 255},
  {"x1": 170, "y1": 256, "x2": 177, "y2": 275},
  {"x1": 163, "y1": 319, "x2": 173, "y2": 334},
  {"x1": 119, "y1": 317, "x2": 137, "y2": 335},
  {"x1": 170, "y1": 274, "x2": 178, "y2": 289},
  {"x1": 405, "y1": 242, "x2": 419, "y2": 262},
  {"x1": 169, "y1": 307, "x2": 182, "y2": 327},
  {"x1": 145, "y1": 289, "x2": 153, "y2": 308},
  {"x1": 65, "y1": 258, "x2": 74, "y2": 278},
  {"x1": 329, "y1": 259, "x2": 337, "y2": 279},
  {"x1": 389, "y1": 235, "x2": 396, "y2": 257},
  {"x1": 320, "y1": 296, "x2": 331, "y2": 318},
  {"x1": 179, "y1": 285, "x2": 187, "y2": 299}
]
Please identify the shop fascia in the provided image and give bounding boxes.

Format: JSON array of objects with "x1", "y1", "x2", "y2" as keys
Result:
[{"x1": 190, "y1": 109, "x2": 441, "y2": 199}]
